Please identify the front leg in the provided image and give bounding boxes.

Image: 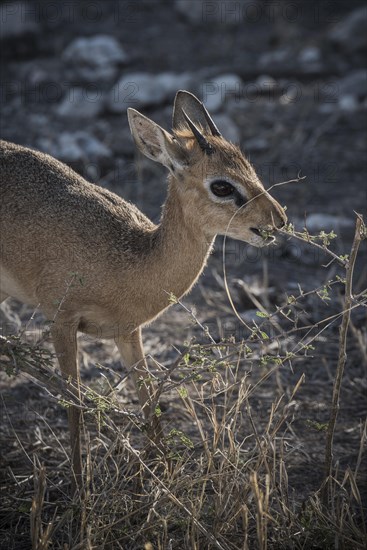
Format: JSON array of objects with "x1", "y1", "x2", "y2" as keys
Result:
[
  {"x1": 116, "y1": 328, "x2": 163, "y2": 445},
  {"x1": 51, "y1": 322, "x2": 82, "y2": 491}
]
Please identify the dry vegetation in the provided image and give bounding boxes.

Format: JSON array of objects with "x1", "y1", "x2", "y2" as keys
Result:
[{"x1": 0, "y1": 217, "x2": 366, "y2": 550}]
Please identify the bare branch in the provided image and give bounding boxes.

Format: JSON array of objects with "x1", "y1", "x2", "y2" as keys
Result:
[{"x1": 322, "y1": 215, "x2": 364, "y2": 503}]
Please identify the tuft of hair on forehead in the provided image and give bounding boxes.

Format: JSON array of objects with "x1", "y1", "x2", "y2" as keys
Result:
[
  {"x1": 173, "y1": 126, "x2": 198, "y2": 143},
  {"x1": 174, "y1": 125, "x2": 254, "y2": 176},
  {"x1": 173, "y1": 125, "x2": 207, "y2": 163}
]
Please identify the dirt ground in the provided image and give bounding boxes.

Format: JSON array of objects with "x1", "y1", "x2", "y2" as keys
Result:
[{"x1": 0, "y1": 1, "x2": 366, "y2": 548}]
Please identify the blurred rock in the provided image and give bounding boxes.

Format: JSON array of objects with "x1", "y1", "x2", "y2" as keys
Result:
[
  {"x1": 212, "y1": 114, "x2": 240, "y2": 143},
  {"x1": 285, "y1": 214, "x2": 356, "y2": 265},
  {"x1": 300, "y1": 214, "x2": 354, "y2": 233},
  {"x1": 62, "y1": 35, "x2": 129, "y2": 83},
  {"x1": 175, "y1": 0, "x2": 252, "y2": 25},
  {"x1": 56, "y1": 87, "x2": 105, "y2": 118},
  {"x1": 174, "y1": 0, "x2": 205, "y2": 24},
  {"x1": 318, "y1": 103, "x2": 337, "y2": 115},
  {"x1": 29, "y1": 113, "x2": 49, "y2": 128},
  {"x1": 108, "y1": 127, "x2": 135, "y2": 156},
  {"x1": 108, "y1": 72, "x2": 191, "y2": 112},
  {"x1": 259, "y1": 48, "x2": 291, "y2": 70},
  {"x1": 0, "y1": 1, "x2": 39, "y2": 39},
  {"x1": 335, "y1": 70, "x2": 367, "y2": 112},
  {"x1": 243, "y1": 137, "x2": 268, "y2": 153},
  {"x1": 200, "y1": 74, "x2": 242, "y2": 112},
  {"x1": 38, "y1": 132, "x2": 111, "y2": 163},
  {"x1": 259, "y1": 46, "x2": 324, "y2": 75},
  {"x1": 328, "y1": 6, "x2": 367, "y2": 53},
  {"x1": 298, "y1": 46, "x2": 323, "y2": 72},
  {"x1": 337, "y1": 70, "x2": 367, "y2": 99},
  {"x1": 298, "y1": 46, "x2": 321, "y2": 65},
  {"x1": 338, "y1": 95, "x2": 359, "y2": 112},
  {"x1": 279, "y1": 84, "x2": 302, "y2": 105},
  {"x1": 254, "y1": 75, "x2": 277, "y2": 93}
]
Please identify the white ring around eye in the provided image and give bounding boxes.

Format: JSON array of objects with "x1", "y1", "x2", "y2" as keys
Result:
[{"x1": 204, "y1": 177, "x2": 247, "y2": 204}]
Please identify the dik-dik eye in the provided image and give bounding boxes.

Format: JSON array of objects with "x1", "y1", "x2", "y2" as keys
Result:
[
  {"x1": 210, "y1": 180, "x2": 235, "y2": 197},
  {"x1": 209, "y1": 179, "x2": 247, "y2": 207}
]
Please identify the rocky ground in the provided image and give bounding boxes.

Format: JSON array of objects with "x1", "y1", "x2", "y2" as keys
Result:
[{"x1": 0, "y1": 1, "x2": 366, "y2": 548}]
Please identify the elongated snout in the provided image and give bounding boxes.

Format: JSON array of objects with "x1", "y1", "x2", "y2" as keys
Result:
[
  {"x1": 256, "y1": 193, "x2": 287, "y2": 232},
  {"x1": 246, "y1": 194, "x2": 287, "y2": 247},
  {"x1": 271, "y1": 199, "x2": 287, "y2": 230}
]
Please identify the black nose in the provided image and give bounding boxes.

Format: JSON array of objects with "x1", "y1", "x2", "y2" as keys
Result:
[
  {"x1": 277, "y1": 219, "x2": 286, "y2": 230},
  {"x1": 272, "y1": 208, "x2": 287, "y2": 230}
]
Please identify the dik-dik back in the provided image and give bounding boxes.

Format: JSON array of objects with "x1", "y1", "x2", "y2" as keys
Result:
[{"x1": 0, "y1": 140, "x2": 157, "y2": 329}]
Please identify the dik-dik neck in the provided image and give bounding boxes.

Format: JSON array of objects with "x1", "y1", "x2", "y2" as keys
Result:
[{"x1": 146, "y1": 179, "x2": 214, "y2": 302}]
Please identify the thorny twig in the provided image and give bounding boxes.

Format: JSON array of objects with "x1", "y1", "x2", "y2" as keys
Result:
[
  {"x1": 0, "y1": 335, "x2": 140, "y2": 423},
  {"x1": 279, "y1": 225, "x2": 348, "y2": 268}
]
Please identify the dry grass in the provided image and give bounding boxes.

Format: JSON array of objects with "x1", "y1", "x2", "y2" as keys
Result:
[{"x1": 0, "y1": 217, "x2": 366, "y2": 549}]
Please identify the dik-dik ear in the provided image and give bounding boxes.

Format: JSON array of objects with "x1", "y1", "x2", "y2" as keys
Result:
[
  {"x1": 128, "y1": 108, "x2": 187, "y2": 175},
  {"x1": 173, "y1": 90, "x2": 221, "y2": 137}
]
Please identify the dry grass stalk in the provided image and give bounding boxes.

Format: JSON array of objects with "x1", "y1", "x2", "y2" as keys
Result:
[
  {"x1": 323, "y1": 215, "x2": 365, "y2": 501},
  {"x1": 30, "y1": 457, "x2": 52, "y2": 550}
]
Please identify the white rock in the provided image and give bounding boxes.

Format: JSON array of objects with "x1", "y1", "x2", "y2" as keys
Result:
[
  {"x1": 108, "y1": 72, "x2": 191, "y2": 112},
  {"x1": 29, "y1": 113, "x2": 49, "y2": 127},
  {"x1": 38, "y1": 131, "x2": 111, "y2": 163},
  {"x1": 56, "y1": 87, "x2": 104, "y2": 118},
  {"x1": 0, "y1": 1, "x2": 38, "y2": 39},
  {"x1": 338, "y1": 95, "x2": 359, "y2": 112},
  {"x1": 199, "y1": 74, "x2": 242, "y2": 112},
  {"x1": 328, "y1": 6, "x2": 367, "y2": 53},
  {"x1": 318, "y1": 103, "x2": 337, "y2": 115},
  {"x1": 175, "y1": 0, "x2": 205, "y2": 24},
  {"x1": 243, "y1": 137, "x2": 268, "y2": 153},
  {"x1": 212, "y1": 114, "x2": 240, "y2": 143},
  {"x1": 62, "y1": 35, "x2": 129, "y2": 82},
  {"x1": 337, "y1": 70, "x2": 367, "y2": 98},
  {"x1": 298, "y1": 46, "x2": 321, "y2": 65},
  {"x1": 303, "y1": 214, "x2": 354, "y2": 233},
  {"x1": 175, "y1": 0, "x2": 251, "y2": 25},
  {"x1": 279, "y1": 85, "x2": 300, "y2": 105},
  {"x1": 259, "y1": 48, "x2": 289, "y2": 69},
  {"x1": 255, "y1": 75, "x2": 277, "y2": 91}
]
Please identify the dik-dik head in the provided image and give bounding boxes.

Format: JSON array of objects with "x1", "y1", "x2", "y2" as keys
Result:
[{"x1": 128, "y1": 90, "x2": 287, "y2": 247}]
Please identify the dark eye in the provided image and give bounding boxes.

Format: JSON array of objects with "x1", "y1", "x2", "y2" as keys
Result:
[{"x1": 210, "y1": 180, "x2": 235, "y2": 197}]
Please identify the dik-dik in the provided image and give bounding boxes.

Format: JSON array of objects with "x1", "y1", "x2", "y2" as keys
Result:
[{"x1": 0, "y1": 91, "x2": 287, "y2": 486}]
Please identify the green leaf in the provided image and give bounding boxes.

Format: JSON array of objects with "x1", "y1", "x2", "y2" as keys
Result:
[{"x1": 178, "y1": 387, "x2": 188, "y2": 398}]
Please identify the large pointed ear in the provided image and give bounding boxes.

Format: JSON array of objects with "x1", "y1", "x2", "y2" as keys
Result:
[
  {"x1": 173, "y1": 90, "x2": 221, "y2": 137},
  {"x1": 128, "y1": 108, "x2": 187, "y2": 174}
]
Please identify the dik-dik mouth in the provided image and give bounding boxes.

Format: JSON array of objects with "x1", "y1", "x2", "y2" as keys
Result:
[{"x1": 250, "y1": 227, "x2": 277, "y2": 245}]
